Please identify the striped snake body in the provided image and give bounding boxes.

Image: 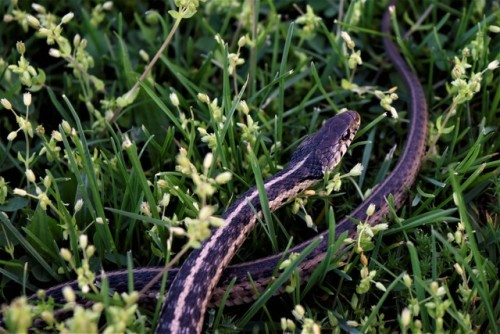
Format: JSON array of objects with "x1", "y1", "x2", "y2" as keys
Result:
[
  {"x1": 158, "y1": 2, "x2": 427, "y2": 332},
  {"x1": 159, "y1": 111, "x2": 360, "y2": 333},
  {"x1": 2, "y1": 2, "x2": 428, "y2": 333}
]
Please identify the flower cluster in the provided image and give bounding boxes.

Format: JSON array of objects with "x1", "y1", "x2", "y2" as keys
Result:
[
  {"x1": 2, "y1": 93, "x2": 33, "y2": 144},
  {"x1": 326, "y1": 162, "x2": 363, "y2": 194},
  {"x1": 1, "y1": 296, "x2": 33, "y2": 333},
  {"x1": 344, "y1": 204, "x2": 389, "y2": 253},
  {"x1": 429, "y1": 27, "x2": 498, "y2": 154},
  {"x1": 339, "y1": 32, "x2": 400, "y2": 119},
  {"x1": 167, "y1": 149, "x2": 231, "y2": 248},
  {"x1": 281, "y1": 304, "x2": 321, "y2": 334},
  {"x1": 214, "y1": 34, "x2": 246, "y2": 75},
  {"x1": 450, "y1": 49, "x2": 498, "y2": 105},
  {"x1": 60, "y1": 234, "x2": 97, "y2": 294},
  {"x1": 341, "y1": 31, "x2": 362, "y2": 70},
  {"x1": 5, "y1": 41, "x2": 45, "y2": 90},
  {"x1": 296, "y1": 5, "x2": 322, "y2": 40},
  {"x1": 3, "y1": 2, "x2": 109, "y2": 127}
]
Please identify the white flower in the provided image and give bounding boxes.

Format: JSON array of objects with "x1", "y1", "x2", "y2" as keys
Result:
[
  {"x1": 61, "y1": 12, "x2": 74, "y2": 24},
  {"x1": 169, "y1": 92, "x2": 180, "y2": 107}
]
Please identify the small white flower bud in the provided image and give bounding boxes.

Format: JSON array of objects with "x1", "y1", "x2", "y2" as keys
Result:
[
  {"x1": 436, "y1": 286, "x2": 446, "y2": 296},
  {"x1": 159, "y1": 193, "x2": 170, "y2": 207},
  {"x1": 121, "y1": 134, "x2": 132, "y2": 150},
  {"x1": 74, "y1": 199, "x2": 84, "y2": 213},
  {"x1": 23, "y1": 92, "x2": 32, "y2": 107},
  {"x1": 169, "y1": 92, "x2": 180, "y2": 107},
  {"x1": 13, "y1": 188, "x2": 28, "y2": 196},
  {"x1": 238, "y1": 100, "x2": 249, "y2": 114},
  {"x1": 25, "y1": 169, "x2": 36, "y2": 183},
  {"x1": 61, "y1": 120, "x2": 71, "y2": 134},
  {"x1": 389, "y1": 107, "x2": 399, "y2": 119},
  {"x1": 401, "y1": 308, "x2": 411, "y2": 327},
  {"x1": 170, "y1": 227, "x2": 186, "y2": 236},
  {"x1": 79, "y1": 234, "x2": 88, "y2": 250},
  {"x1": 305, "y1": 214, "x2": 314, "y2": 228},
  {"x1": 139, "y1": 49, "x2": 149, "y2": 62},
  {"x1": 40, "y1": 310, "x2": 54, "y2": 324},
  {"x1": 488, "y1": 25, "x2": 500, "y2": 33},
  {"x1": 292, "y1": 304, "x2": 305, "y2": 320},
  {"x1": 280, "y1": 318, "x2": 287, "y2": 330},
  {"x1": 203, "y1": 153, "x2": 213, "y2": 170},
  {"x1": 16, "y1": 41, "x2": 26, "y2": 55},
  {"x1": 103, "y1": 1, "x2": 113, "y2": 10},
  {"x1": 1, "y1": 98, "x2": 12, "y2": 110},
  {"x1": 375, "y1": 281, "x2": 387, "y2": 291},
  {"x1": 43, "y1": 175, "x2": 51, "y2": 188},
  {"x1": 140, "y1": 202, "x2": 152, "y2": 217},
  {"x1": 199, "y1": 205, "x2": 215, "y2": 221},
  {"x1": 487, "y1": 60, "x2": 499, "y2": 71},
  {"x1": 403, "y1": 272, "x2": 412, "y2": 288},
  {"x1": 49, "y1": 48, "x2": 61, "y2": 58},
  {"x1": 341, "y1": 31, "x2": 355, "y2": 49},
  {"x1": 214, "y1": 34, "x2": 224, "y2": 45},
  {"x1": 26, "y1": 14, "x2": 40, "y2": 28},
  {"x1": 209, "y1": 216, "x2": 224, "y2": 227},
  {"x1": 86, "y1": 245, "x2": 96, "y2": 257},
  {"x1": 454, "y1": 263, "x2": 464, "y2": 276},
  {"x1": 347, "y1": 320, "x2": 360, "y2": 327},
  {"x1": 51, "y1": 130, "x2": 63, "y2": 142},
  {"x1": 197, "y1": 93, "x2": 210, "y2": 104},
  {"x1": 62, "y1": 286, "x2": 75, "y2": 302},
  {"x1": 60, "y1": 248, "x2": 72, "y2": 262},
  {"x1": 366, "y1": 203, "x2": 376, "y2": 217},
  {"x1": 73, "y1": 34, "x2": 81, "y2": 47},
  {"x1": 32, "y1": 3, "x2": 46, "y2": 13},
  {"x1": 7, "y1": 131, "x2": 17, "y2": 141},
  {"x1": 238, "y1": 36, "x2": 246, "y2": 48},
  {"x1": 215, "y1": 171, "x2": 232, "y2": 184},
  {"x1": 349, "y1": 163, "x2": 363, "y2": 176},
  {"x1": 61, "y1": 12, "x2": 74, "y2": 24}
]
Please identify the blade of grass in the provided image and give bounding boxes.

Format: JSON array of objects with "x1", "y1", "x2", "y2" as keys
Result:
[
  {"x1": 448, "y1": 168, "x2": 496, "y2": 329},
  {"x1": 246, "y1": 144, "x2": 277, "y2": 253},
  {"x1": 0, "y1": 213, "x2": 58, "y2": 280},
  {"x1": 276, "y1": 22, "x2": 294, "y2": 147},
  {"x1": 406, "y1": 240, "x2": 430, "y2": 330},
  {"x1": 62, "y1": 95, "x2": 119, "y2": 263},
  {"x1": 360, "y1": 272, "x2": 405, "y2": 332}
]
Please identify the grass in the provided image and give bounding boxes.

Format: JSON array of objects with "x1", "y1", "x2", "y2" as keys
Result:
[{"x1": 0, "y1": 0, "x2": 499, "y2": 333}]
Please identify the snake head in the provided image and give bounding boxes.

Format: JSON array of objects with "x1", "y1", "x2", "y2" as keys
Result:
[{"x1": 290, "y1": 110, "x2": 360, "y2": 179}]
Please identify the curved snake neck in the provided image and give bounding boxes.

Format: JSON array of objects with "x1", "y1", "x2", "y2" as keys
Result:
[{"x1": 12, "y1": 2, "x2": 428, "y2": 333}]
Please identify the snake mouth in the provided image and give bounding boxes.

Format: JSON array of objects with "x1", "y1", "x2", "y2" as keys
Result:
[
  {"x1": 327, "y1": 112, "x2": 359, "y2": 171},
  {"x1": 327, "y1": 142, "x2": 349, "y2": 171}
]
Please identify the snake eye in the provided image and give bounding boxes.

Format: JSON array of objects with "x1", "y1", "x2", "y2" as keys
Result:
[{"x1": 341, "y1": 129, "x2": 351, "y2": 141}]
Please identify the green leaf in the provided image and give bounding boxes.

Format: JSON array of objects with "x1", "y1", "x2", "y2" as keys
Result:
[
  {"x1": 0, "y1": 197, "x2": 29, "y2": 212},
  {"x1": 168, "y1": 10, "x2": 180, "y2": 19}
]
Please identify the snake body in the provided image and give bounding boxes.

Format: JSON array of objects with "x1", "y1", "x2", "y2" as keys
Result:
[
  {"x1": 157, "y1": 2, "x2": 427, "y2": 332},
  {"x1": 159, "y1": 111, "x2": 360, "y2": 333},
  {"x1": 2, "y1": 2, "x2": 428, "y2": 332}
]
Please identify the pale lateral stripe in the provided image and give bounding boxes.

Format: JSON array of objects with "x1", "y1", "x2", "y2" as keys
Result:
[{"x1": 170, "y1": 156, "x2": 309, "y2": 331}]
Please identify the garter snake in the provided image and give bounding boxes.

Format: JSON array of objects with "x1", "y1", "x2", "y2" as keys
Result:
[
  {"x1": 158, "y1": 110, "x2": 360, "y2": 333},
  {"x1": 2, "y1": 2, "x2": 428, "y2": 332},
  {"x1": 157, "y1": 2, "x2": 427, "y2": 331}
]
